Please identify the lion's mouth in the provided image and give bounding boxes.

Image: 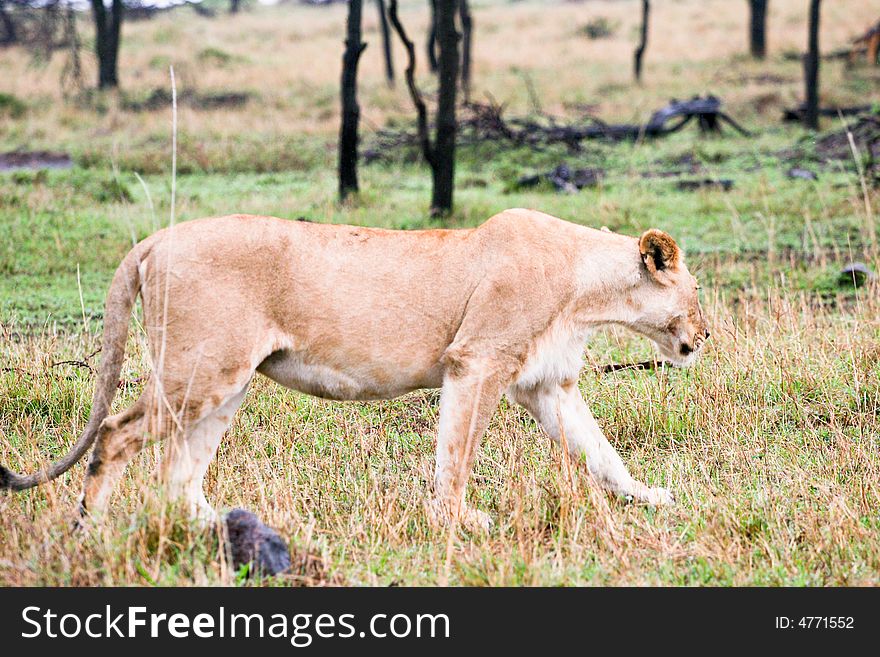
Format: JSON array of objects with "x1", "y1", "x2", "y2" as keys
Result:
[
  {"x1": 634, "y1": 324, "x2": 708, "y2": 369},
  {"x1": 659, "y1": 335, "x2": 706, "y2": 367}
]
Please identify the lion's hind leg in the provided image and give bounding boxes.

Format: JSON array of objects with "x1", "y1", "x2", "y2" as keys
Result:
[
  {"x1": 79, "y1": 386, "x2": 153, "y2": 521},
  {"x1": 159, "y1": 384, "x2": 250, "y2": 523}
]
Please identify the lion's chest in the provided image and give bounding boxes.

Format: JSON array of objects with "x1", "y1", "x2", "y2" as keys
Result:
[{"x1": 515, "y1": 323, "x2": 588, "y2": 388}]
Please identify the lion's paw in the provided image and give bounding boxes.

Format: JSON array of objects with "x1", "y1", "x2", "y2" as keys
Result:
[
  {"x1": 461, "y1": 508, "x2": 493, "y2": 533},
  {"x1": 645, "y1": 487, "x2": 675, "y2": 506},
  {"x1": 426, "y1": 499, "x2": 493, "y2": 533}
]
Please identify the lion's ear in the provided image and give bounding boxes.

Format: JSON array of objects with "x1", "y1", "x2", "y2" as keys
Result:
[{"x1": 639, "y1": 229, "x2": 680, "y2": 278}]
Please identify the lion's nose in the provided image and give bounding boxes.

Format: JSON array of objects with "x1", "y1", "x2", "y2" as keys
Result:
[{"x1": 680, "y1": 343, "x2": 693, "y2": 356}]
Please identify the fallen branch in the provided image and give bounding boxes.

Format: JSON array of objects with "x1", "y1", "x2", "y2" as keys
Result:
[
  {"x1": 0, "y1": 348, "x2": 143, "y2": 388},
  {"x1": 782, "y1": 105, "x2": 873, "y2": 122},
  {"x1": 49, "y1": 347, "x2": 101, "y2": 375},
  {"x1": 1, "y1": 348, "x2": 101, "y2": 377},
  {"x1": 364, "y1": 95, "x2": 752, "y2": 162},
  {"x1": 599, "y1": 360, "x2": 668, "y2": 374},
  {"x1": 784, "y1": 48, "x2": 866, "y2": 62},
  {"x1": 850, "y1": 18, "x2": 880, "y2": 66}
]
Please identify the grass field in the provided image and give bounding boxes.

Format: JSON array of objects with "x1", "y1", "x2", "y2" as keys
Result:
[{"x1": 1, "y1": 0, "x2": 880, "y2": 586}]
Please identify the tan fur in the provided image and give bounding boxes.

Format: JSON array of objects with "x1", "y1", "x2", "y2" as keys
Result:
[
  {"x1": 2, "y1": 209, "x2": 709, "y2": 528},
  {"x1": 639, "y1": 228, "x2": 681, "y2": 276}
]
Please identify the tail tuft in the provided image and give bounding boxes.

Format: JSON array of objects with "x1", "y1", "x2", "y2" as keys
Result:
[{"x1": 0, "y1": 465, "x2": 10, "y2": 490}]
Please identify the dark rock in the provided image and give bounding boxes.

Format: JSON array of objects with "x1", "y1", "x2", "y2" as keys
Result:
[
  {"x1": 779, "y1": 115, "x2": 880, "y2": 165},
  {"x1": 0, "y1": 151, "x2": 72, "y2": 172},
  {"x1": 667, "y1": 152, "x2": 703, "y2": 172},
  {"x1": 839, "y1": 262, "x2": 875, "y2": 288},
  {"x1": 224, "y1": 508, "x2": 291, "y2": 577},
  {"x1": 516, "y1": 164, "x2": 603, "y2": 193},
  {"x1": 568, "y1": 167, "x2": 603, "y2": 189},
  {"x1": 676, "y1": 178, "x2": 734, "y2": 192},
  {"x1": 787, "y1": 167, "x2": 818, "y2": 181},
  {"x1": 122, "y1": 88, "x2": 252, "y2": 112},
  {"x1": 815, "y1": 115, "x2": 880, "y2": 163}
]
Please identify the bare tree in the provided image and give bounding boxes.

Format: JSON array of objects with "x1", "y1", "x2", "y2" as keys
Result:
[
  {"x1": 634, "y1": 0, "x2": 649, "y2": 83},
  {"x1": 748, "y1": 0, "x2": 768, "y2": 58},
  {"x1": 339, "y1": 0, "x2": 367, "y2": 199},
  {"x1": 0, "y1": 0, "x2": 16, "y2": 46},
  {"x1": 61, "y1": 1, "x2": 84, "y2": 95},
  {"x1": 376, "y1": 0, "x2": 394, "y2": 85},
  {"x1": 90, "y1": 0, "x2": 123, "y2": 89},
  {"x1": 388, "y1": 1, "x2": 431, "y2": 169},
  {"x1": 804, "y1": 0, "x2": 821, "y2": 130},
  {"x1": 389, "y1": 0, "x2": 460, "y2": 215},
  {"x1": 459, "y1": 0, "x2": 472, "y2": 101},
  {"x1": 1, "y1": 0, "x2": 95, "y2": 54},
  {"x1": 426, "y1": 0, "x2": 438, "y2": 72},
  {"x1": 432, "y1": 0, "x2": 459, "y2": 213}
]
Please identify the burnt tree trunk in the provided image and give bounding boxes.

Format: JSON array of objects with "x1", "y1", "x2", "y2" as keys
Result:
[
  {"x1": 91, "y1": 0, "x2": 123, "y2": 89},
  {"x1": 427, "y1": 0, "x2": 438, "y2": 72},
  {"x1": 432, "y1": 0, "x2": 460, "y2": 215},
  {"x1": 0, "y1": 0, "x2": 16, "y2": 46},
  {"x1": 459, "y1": 0, "x2": 472, "y2": 101},
  {"x1": 634, "y1": 0, "x2": 650, "y2": 83},
  {"x1": 230, "y1": 0, "x2": 241, "y2": 14},
  {"x1": 339, "y1": 0, "x2": 367, "y2": 199},
  {"x1": 804, "y1": 0, "x2": 821, "y2": 130},
  {"x1": 748, "y1": 0, "x2": 768, "y2": 58},
  {"x1": 376, "y1": 0, "x2": 394, "y2": 85}
]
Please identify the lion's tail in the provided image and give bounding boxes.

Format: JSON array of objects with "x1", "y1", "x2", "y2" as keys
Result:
[{"x1": 0, "y1": 246, "x2": 143, "y2": 492}]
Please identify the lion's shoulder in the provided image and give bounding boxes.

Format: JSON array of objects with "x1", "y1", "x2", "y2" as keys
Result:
[
  {"x1": 476, "y1": 208, "x2": 620, "y2": 259},
  {"x1": 482, "y1": 208, "x2": 569, "y2": 232}
]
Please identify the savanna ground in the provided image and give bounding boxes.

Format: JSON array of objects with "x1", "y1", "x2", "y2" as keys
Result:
[{"x1": 1, "y1": 0, "x2": 880, "y2": 586}]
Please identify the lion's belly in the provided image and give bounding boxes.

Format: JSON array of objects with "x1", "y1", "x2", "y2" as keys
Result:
[{"x1": 256, "y1": 349, "x2": 442, "y2": 401}]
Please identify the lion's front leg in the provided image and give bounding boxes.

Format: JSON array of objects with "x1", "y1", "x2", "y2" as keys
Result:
[
  {"x1": 430, "y1": 363, "x2": 509, "y2": 532},
  {"x1": 510, "y1": 381, "x2": 674, "y2": 505}
]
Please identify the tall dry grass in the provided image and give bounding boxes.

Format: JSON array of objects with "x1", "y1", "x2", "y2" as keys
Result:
[
  {"x1": 1, "y1": 277, "x2": 878, "y2": 585},
  {"x1": 2, "y1": 0, "x2": 879, "y2": 151}
]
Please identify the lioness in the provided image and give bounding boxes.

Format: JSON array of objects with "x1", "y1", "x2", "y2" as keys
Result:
[{"x1": 1, "y1": 209, "x2": 709, "y2": 529}]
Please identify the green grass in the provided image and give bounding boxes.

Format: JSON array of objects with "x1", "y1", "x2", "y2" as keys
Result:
[{"x1": 1, "y1": 127, "x2": 869, "y2": 326}]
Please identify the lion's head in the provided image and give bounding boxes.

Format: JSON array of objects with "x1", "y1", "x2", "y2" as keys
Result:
[{"x1": 631, "y1": 229, "x2": 710, "y2": 367}]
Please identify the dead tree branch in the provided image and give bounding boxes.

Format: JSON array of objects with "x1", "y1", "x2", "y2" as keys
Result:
[
  {"x1": 599, "y1": 360, "x2": 664, "y2": 374},
  {"x1": 388, "y1": 0, "x2": 434, "y2": 167},
  {"x1": 364, "y1": 94, "x2": 752, "y2": 162}
]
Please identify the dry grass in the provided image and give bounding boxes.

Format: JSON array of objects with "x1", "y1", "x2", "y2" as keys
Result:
[
  {"x1": 1, "y1": 0, "x2": 880, "y2": 586},
  {"x1": 2, "y1": 283, "x2": 879, "y2": 585},
  {"x1": 2, "y1": 0, "x2": 879, "y2": 151}
]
